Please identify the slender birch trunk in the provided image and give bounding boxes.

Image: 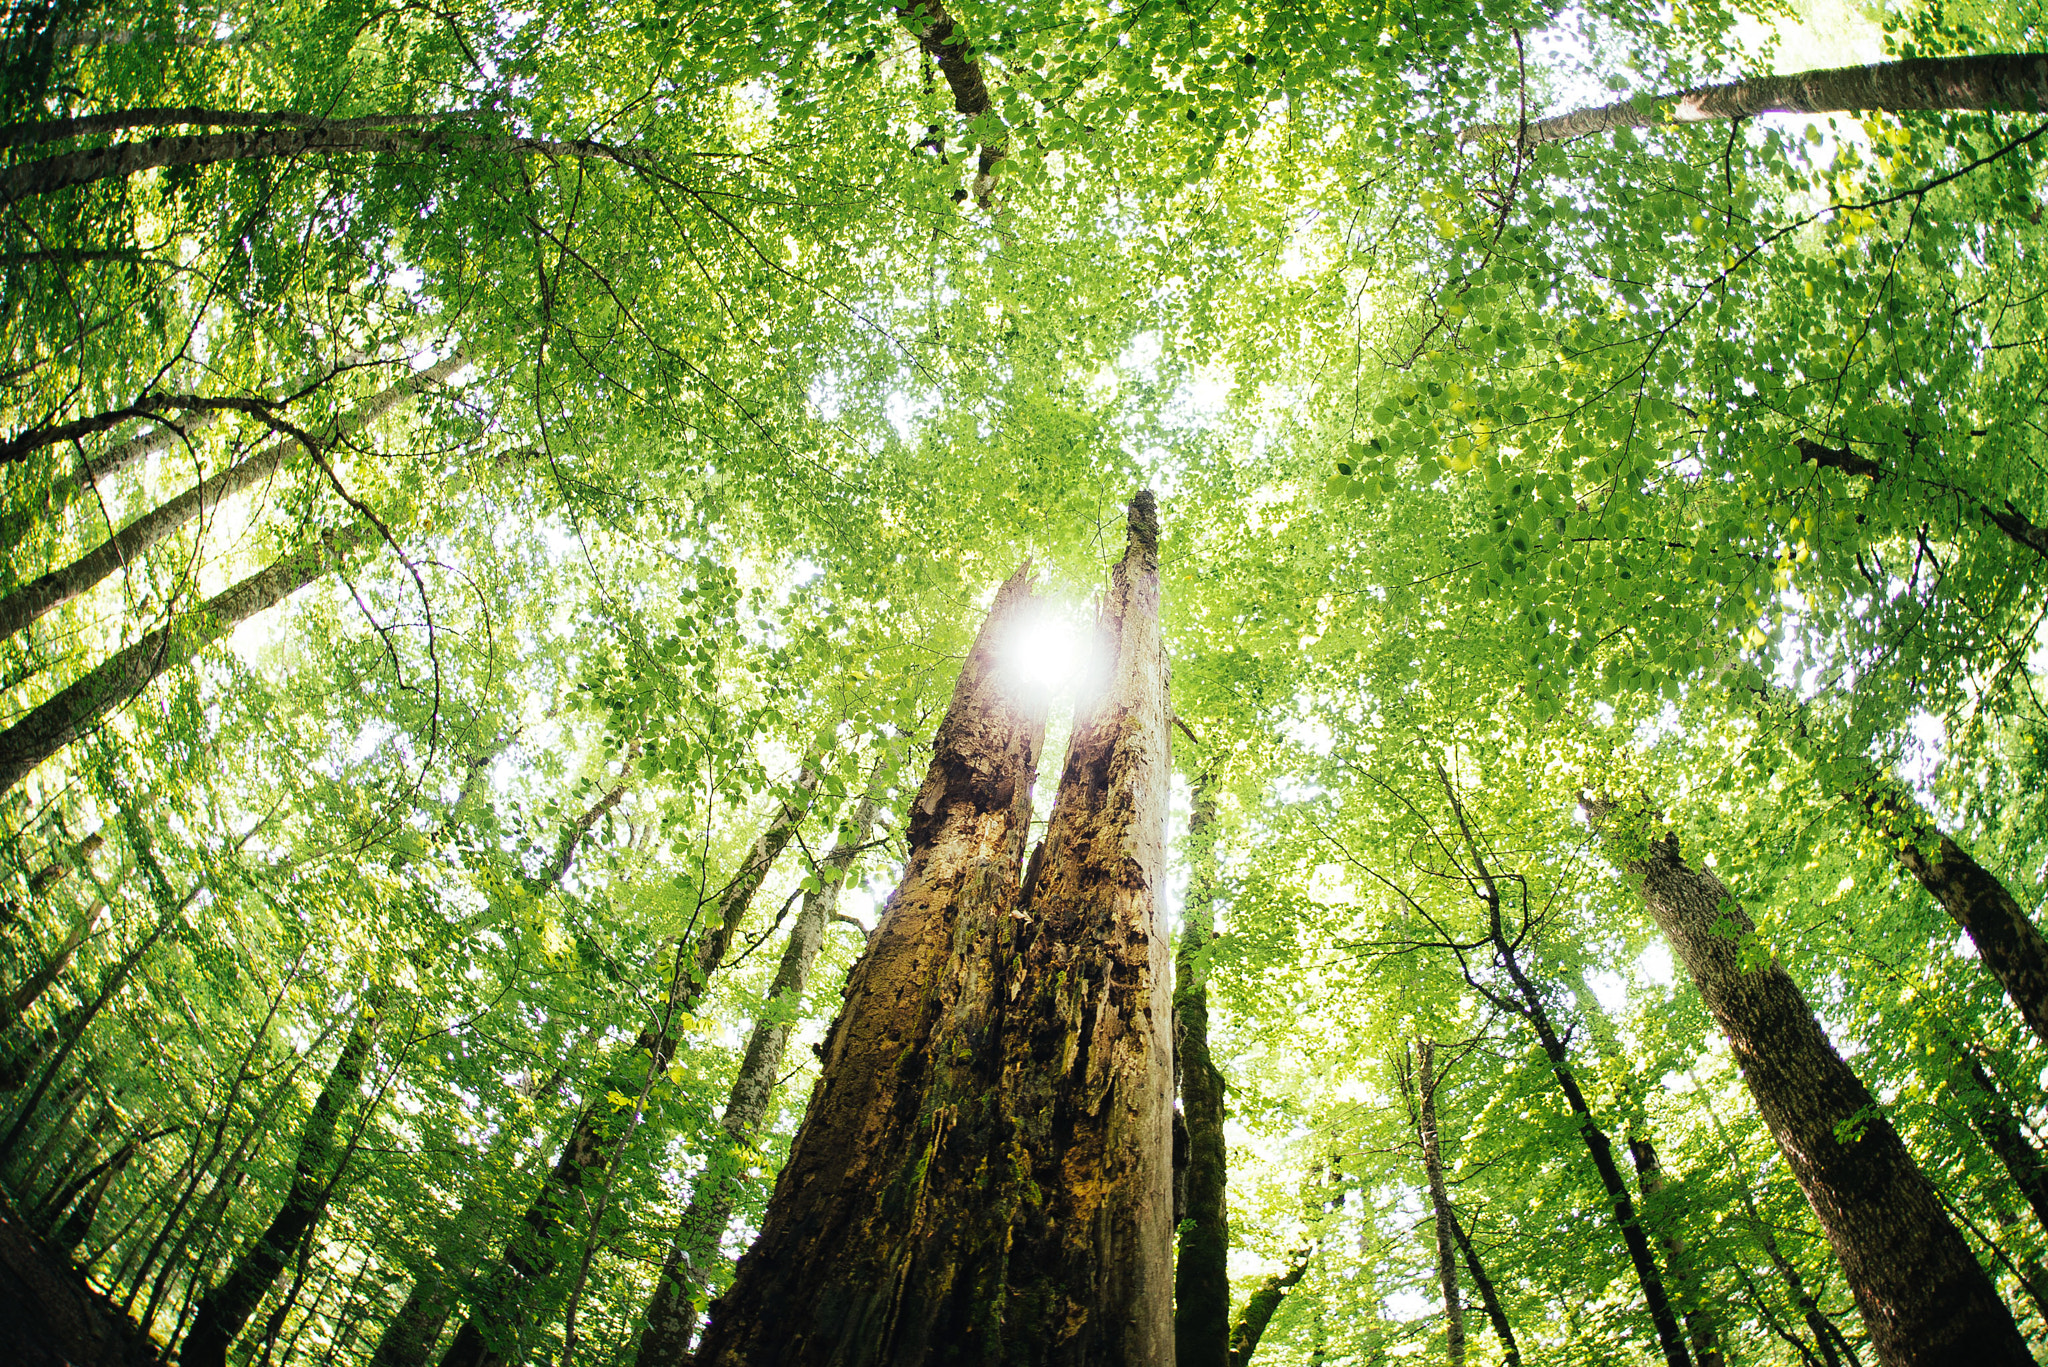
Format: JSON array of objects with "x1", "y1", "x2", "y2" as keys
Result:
[
  {"x1": 1591, "y1": 806, "x2": 2031, "y2": 1365},
  {"x1": 1175, "y1": 778, "x2": 1230, "y2": 1367},
  {"x1": 0, "y1": 521, "x2": 368, "y2": 795},
  {"x1": 1444, "y1": 1208, "x2": 1522, "y2": 1367},
  {"x1": 178, "y1": 997, "x2": 380, "y2": 1367},
  {"x1": 436, "y1": 766, "x2": 820, "y2": 1367},
  {"x1": 0, "y1": 353, "x2": 464, "y2": 644},
  {"x1": 1466, "y1": 54, "x2": 2048, "y2": 150},
  {"x1": 636, "y1": 769, "x2": 884, "y2": 1363},
  {"x1": 1415, "y1": 1040, "x2": 1465, "y2": 1367}
]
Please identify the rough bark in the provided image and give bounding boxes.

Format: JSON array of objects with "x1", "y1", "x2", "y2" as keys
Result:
[
  {"x1": 1592, "y1": 810, "x2": 2031, "y2": 1365},
  {"x1": 436, "y1": 766, "x2": 820, "y2": 1367},
  {"x1": 1, "y1": 116, "x2": 634, "y2": 207},
  {"x1": 1466, "y1": 54, "x2": 2048, "y2": 151},
  {"x1": 697, "y1": 492, "x2": 1170, "y2": 1366},
  {"x1": 1856, "y1": 779, "x2": 2048, "y2": 1052},
  {"x1": 1226, "y1": 1251, "x2": 1308, "y2": 1367},
  {"x1": 1415, "y1": 1040, "x2": 1466, "y2": 1367},
  {"x1": 895, "y1": 0, "x2": 1002, "y2": 202},
  {"x1": 1444, "y1": 1208, "x2": 1521, "y2": 1367},
  {"x1": 1628, "y1": 1135, "x2": 1724, "y2": 1367},
  {"x1": 178, "y1": 999, "x2": 380, "y2": 1367},
  {"x1": 636, "y1": 770, "x2": 885, "y2": 1363},
  {"x1": 0, "y1": 353, "x2": 465, "y2": 644},
  {"x1": 0, "y1": 521, "x2": 368, "y2": 796},
  {"x1": 1175, "y1": 780, "x2": 1230, "y2": 1367}
]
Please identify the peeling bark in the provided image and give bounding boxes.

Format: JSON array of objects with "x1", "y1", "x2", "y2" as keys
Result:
[
  {"x1": 698, "y1": 492, "x2": 1170, "y2": 1366},
  {"x1": 1591, "y1": 808, "x2": 2031, "y2": 1366},
  {"x1": 1466, "y1": 54, "x2": 2048, "y2": 151},
  {"x1": 1175, "y1": 781, "x2": 1229, "y2": 1367}
]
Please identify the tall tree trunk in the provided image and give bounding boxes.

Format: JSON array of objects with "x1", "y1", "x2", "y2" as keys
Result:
[
  {"x1": 636, "y1": 769, "x2": 884, "y2": 1363},
  {"x1": 178, "y1": 997, "x2": 380, "y2": 1367},
  {"x1": 0, "y1": 521, "x2": 367, "y2": 796},
  {"x1": 1415, "y1": 1040, "x2": 1465, "y2": 1367},
  {"x1": 7, "y1": 900, "x2": 105, "y2": 1022},
  {"x1": 696, "y1": 492, "x2": 1170, "y2": 1366},
  {"x1": 436, "y1": 765, "x2": 821, "y2": 1367},
  {"x1": 1175, "y1": 779, "x2": 1230, "y2": 1367},
  {"x1": 1627, "y1": 1135, "x2": 1724, "y2": 1367},
  {"x1": 1444, "y1": 1207, "x2": 1521, "y2": 1367},
  {"x1": 1590, "y1": 808, "x2": 2031, "y2": 1366},
  {"x1": 1945, "y1": 1046, "x2": 2048, "y2": 1234},
  {"x1": 0, "y1": 353, "x2": 464, "y2": 645},
  {"x1": 1855, "y1": 780, "x2": 2048, "y2": 1052},
  {"x1": 0, "y1": 113, "x2": 631, "y2": 207},
  {"x1": 1227, "y1": 1250, "x2": 1309, "y2": 1367},
  {"x1": 1467, "y1": 54, "x2": 2048, "y2": 150}
]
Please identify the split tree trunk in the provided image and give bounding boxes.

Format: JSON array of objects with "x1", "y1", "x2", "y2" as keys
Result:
[
  {"x1": 696, "y1": 491, "x2": 1171, "y2": 1366},
  {"x1": 635, "y1": 768, "x2": 883, "y2": 1362},
  {"x1": 1466, "y1": 53, "x2": 2048, "y2": 150},
  {"x1": 178, "y1": 997, "x2": 381, "y2": 1367},
  {"x1": 0, "y1": 353, "x2": 465, "y2": 644},
  {"x1": 1416, "y1": 1040, "x2": 1465, "y2": 1367},
  {"x1": 1444, "y1": 1208, "x2": 1521, "y2": 1367},
  {"x1": 1594, "y1": 810, "x2": 2032, "y2": 1365},
  {"x1": 1175, "y1": 780, "x2": 1230, "y2": 1367},
  {"x1": 436, "y1": 765, "x2": 820, "y2": 1367},
  {"x1": 0, "y1": 521, "x2": 368, "y2": 796},
  {"x1": 1857, "y1": 780, "x2": 2048, "y2": 1052}
]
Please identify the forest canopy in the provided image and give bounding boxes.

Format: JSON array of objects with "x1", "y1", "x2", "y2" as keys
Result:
[{"x1": 6, "y1": 0, "x2": 2048, "y2": 1363}]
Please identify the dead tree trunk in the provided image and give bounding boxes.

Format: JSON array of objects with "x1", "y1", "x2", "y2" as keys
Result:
[
  {"x1": 1175, "y1": 779, "x2": 1230, "y2": 1367},
  {"x1": 435, "y1": 765, "x2": 820, "y2": 1367},
  {"x1": 635, "y1": 767, "x2": 884, "y2": 1362},
  {"x1": 696, "y1": 492, "x2": 1171, "y2": 1366},
  {"x1": 1590, "y1": 806, "x2": 2031, "y2": 1366}
]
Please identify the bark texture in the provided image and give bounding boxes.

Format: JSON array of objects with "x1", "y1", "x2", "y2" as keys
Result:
[
  {"x1": 1174, "y1": 782, "x2": 1229, "y2": 1367},
  {"x1": 1858, "y1": 780, "x2": 2048, "y2": 1052},
  {"x1": 0, "y1": 521, "x2": 367, "y2": 795},
  {"x1": 636, "y1": 771, "x2": 884, "y2": 1363},
  {"x1": 1467, "y1": 54, "x2": 2048, "y2": 150},
  {"x1": 1226, "y1": 1252, "x2": 1308, "y2": 1367},
  {"x1": 1415, "y1": 1040, "x2": 1465, "y2": 1367},
  {"x1": 436, "y1": 765, "x2": 820, "y2": 1367},
  {"x1": 895, "y1": 0, "x2": 1002, "y2": 202},
  {"x1": 0, "y1": 353, "x2": 464, "y2": 644},
  {"x1": 179, "y1": 1000, "x2": 379, "y2": 1367},
  {"x1": 1597, "y1": 812, "x2": 2031, "y2": 1366},
  {"x1": 697, "y1": 492, "x2": 1171, "y2": 1367}
]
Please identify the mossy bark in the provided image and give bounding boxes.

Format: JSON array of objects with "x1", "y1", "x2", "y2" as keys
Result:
[
  {"x1": 1174, "y1": 782, "x2": 1229, "y2": 1367},
  {"x1": 1597, "y1": 811, "x2": 2032, "y2": 1366},
  {"x1": 697, "y1": 492, "x2": 1172, "y2": 1367}
]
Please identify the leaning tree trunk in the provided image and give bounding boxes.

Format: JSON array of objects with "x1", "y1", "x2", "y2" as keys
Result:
[
  {"x1": 696, "y1": 491, "x2": 1171, "y2": 1366},
  {"x1": 1445, "y1": 1208, "x2": 1521, "y2": 1367},
  {"x1": 1628, "y1": 1134, "x2": 1724, "y2": 1367},
  {"x1": 1856, "y1": 779, "x2": 2048, "y2": 1052},
  {"x1": 436, "y1": 765, "x2": 820, "y2": 1367},
  {"x1": 1227, "y1": 1250, "x2": 1309, "y2": 1367},
  {"x1": 0, "y1": 522, "x2": 369, "y2": 795},
  {"x1": 178, "y1": 997, "x2": 380, "y2": 1367},
  {"x1": 1175, "y1": 779, "x2": 1230, "y2": 1367},
  {"x1": 1466, "y1": 53, "x2": 2048, "y2": 149},
  {"x1": 0, "y1": 353, "x2": 465, "y2": 645},
  {"x1": 1415, "y1": 1040, "x2": 1466, "y2": 1367},
  {"x1": 636, "y1": 770, "x2": 884, "y2": 1363},
  {"x1": 1592, "y1": 808, "x2": 2032, "y2": 1365},
  {"x1": 1944, "y1": 1046, "x2": 2048, "y2": 1235}
]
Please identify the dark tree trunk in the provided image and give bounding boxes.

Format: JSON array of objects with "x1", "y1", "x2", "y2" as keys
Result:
[
  {"x1": 1857, "y1": 781, "x2": 2048, "y2": 1052},
  {"x1": 696, "y1": 491, "x2": 1172, "y2": 1366},
  {"x1": 0, "y1": 522, "x2": 367, "y2": 795},
  {"x1": 436, "y1": 766, "x2": 820, "y2": 1367},
  {"x1": 1593, "y1": 809, "x2": 2031, "y2": 1365},
  {"x1": 1226, "y1": 1251, "x2": 1309, "y2": 1367},
  {"x1": 636, "y1": 771, "x2": 883, "y2": 1363},
  {"x1": 1627, "y1": 1134, "x2": 1724, "y2": 1367},
  {"x1": 1175, "y1": 781, "x2": 1230, "y2": 1367},
  {"x1": 1945, "y1": 1047, "x2": 2048, "y2": 1234},
  {"x1": 1468, "y1": 54, "x2": 2048, "y2": 149},
  {"x1": 1415, "y1": 1040, "x2": 1465, "y2": 1367},
  {"x1": 0, "y1": 354, "x2": 463, "y2": 645},
  {"x1": 178, "y1": 1000, "x2": 379, "y2": 1367},
  {"x1": 1444, "y1": 1208, "x2": 1521, "y2": 1367},
  {"x1": 6, "y1": 900, "x2": 105, "y2": 1023}
]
